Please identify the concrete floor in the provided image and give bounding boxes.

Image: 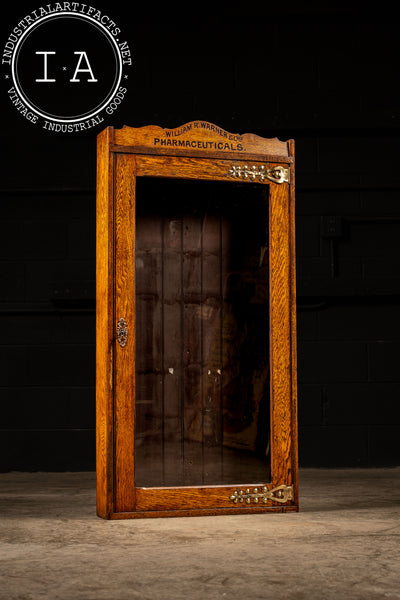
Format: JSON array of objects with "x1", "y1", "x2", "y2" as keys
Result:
[{"x1": 0, "y1": 469, "x2": 399, "y2": 600}]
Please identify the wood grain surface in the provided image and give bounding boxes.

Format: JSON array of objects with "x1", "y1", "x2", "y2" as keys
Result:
[
  {"x1": 108, "y1": 505, "x2": 299, "y2": 520},
  {"x1": 113, "y1": 153, "x2": 136, "y2": 512},
  {"x1": 136, "y1": 484, "x2": 288, "y2": 512},
  {"x1": 114, "y1": 121, "x2": 289, "y2": 158},
  {"x1": 269, "y1": 183, "x2": 293, "y2": 487},
  {"x1": 96, "y1": 127, "x2": 114, "y2": 518}
]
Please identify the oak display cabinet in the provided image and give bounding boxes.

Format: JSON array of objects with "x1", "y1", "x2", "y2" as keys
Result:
[{"x1": 96, "y1": 121, "x2": 298, "y2": 518}]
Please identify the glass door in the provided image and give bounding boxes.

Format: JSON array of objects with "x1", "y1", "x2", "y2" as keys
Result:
[{"x1": 135, "y1": 178, "x2": 270, "y2": 488}]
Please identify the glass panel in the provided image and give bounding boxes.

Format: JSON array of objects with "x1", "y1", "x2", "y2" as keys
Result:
[{"x1": 135, "y1": 177, "x2": 270, "y2": 486}]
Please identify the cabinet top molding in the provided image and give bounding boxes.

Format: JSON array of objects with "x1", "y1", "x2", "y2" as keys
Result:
[{"x1": 106, "y1": 121, "x2": 292, "y2": 162}]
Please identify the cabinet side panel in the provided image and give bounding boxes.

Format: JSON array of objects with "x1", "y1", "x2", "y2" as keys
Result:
[
  {"x1": 96, "y1": 127, "x2": 115, "y2": 518},
  {"x1": 288, "y1": 140, "x2": 299, "y2": 505},
  {"x1": 114, "y1": 153, "x2": 136, "y2": 512}
]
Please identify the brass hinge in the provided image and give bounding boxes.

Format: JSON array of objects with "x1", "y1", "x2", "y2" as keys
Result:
[
  {"x1": 227, "y1": 164, "x2": 290, "y2": 184},
  {"x1": 116, "y1": 317, "x2": 128, "y2": 348},
  {"x1": 229, "y1": 484, "x2": 294, "y2": 505}
]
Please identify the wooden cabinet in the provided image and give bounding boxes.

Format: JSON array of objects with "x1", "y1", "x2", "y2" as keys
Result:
[{"x1": 96, "y1": 121, "x2": 298, "y2": 518}]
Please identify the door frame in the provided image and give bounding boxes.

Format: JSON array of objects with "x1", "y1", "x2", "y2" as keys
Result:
[{"x1": 96, "y1": 122, "x2": 298, "y2": 518}]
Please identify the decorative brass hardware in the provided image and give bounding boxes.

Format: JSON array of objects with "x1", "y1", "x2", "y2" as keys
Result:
[
  {"x1": 227, "y1": 164, "x2": 290, "y2": 184},
  {"x1": 229, "y1": 485, "x2": 294, "y2": 505},
  {"x1": 116, "y1": 317, "x2": 128, "y2": 348}
]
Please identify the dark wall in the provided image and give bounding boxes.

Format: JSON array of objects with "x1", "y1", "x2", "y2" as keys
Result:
[{"x1": 1, "y1": 3, "x2": 399, "y2": 470}]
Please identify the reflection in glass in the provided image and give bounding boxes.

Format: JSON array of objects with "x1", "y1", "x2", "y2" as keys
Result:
[{"x1": 135, "y1": 178, "x2": 270, "y2": 486}]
